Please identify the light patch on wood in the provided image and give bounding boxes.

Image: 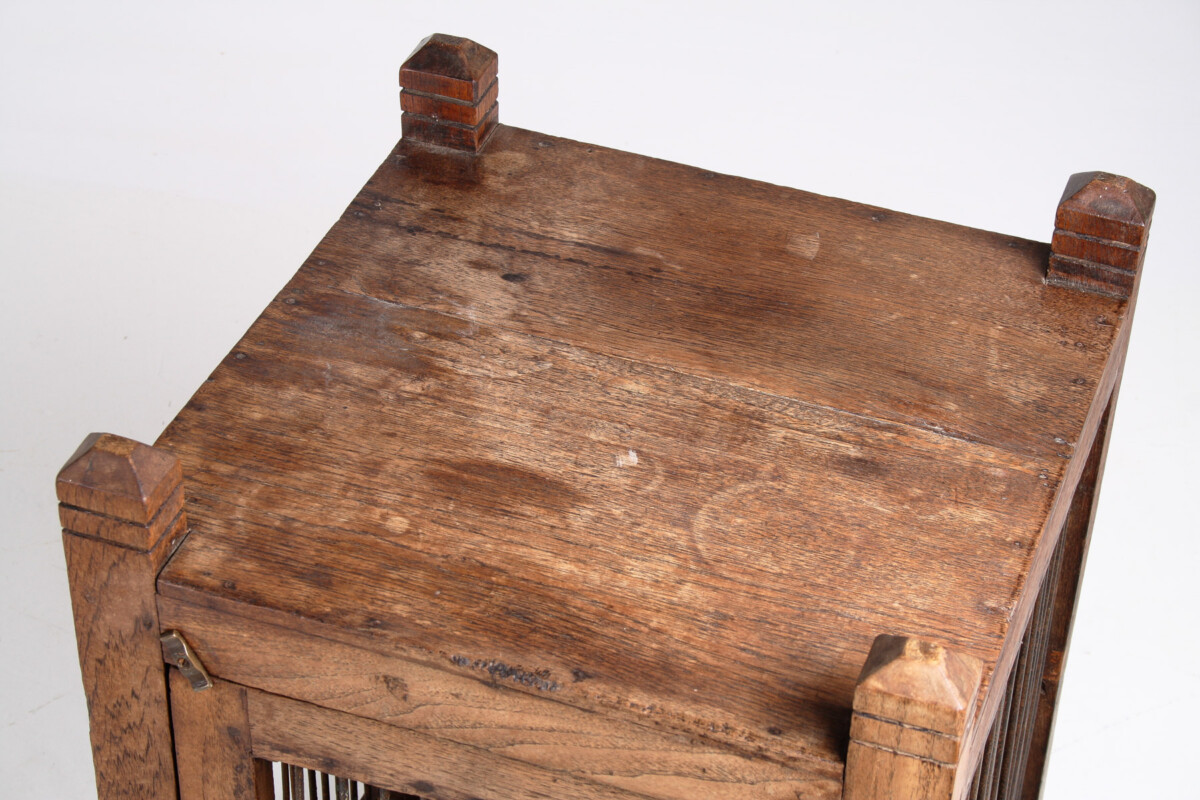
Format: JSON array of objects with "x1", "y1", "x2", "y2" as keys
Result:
[
  {"x1": 787, "y1": 231, "x2": 821, "y2": 260},
  {"x1": 615, "y1": 449, "x2": 639, "y2": 467}
]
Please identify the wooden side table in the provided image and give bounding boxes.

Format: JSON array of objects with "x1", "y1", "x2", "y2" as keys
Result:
[{"x1": 56, "y1": 34, "x2": 1154, "y2": 800}]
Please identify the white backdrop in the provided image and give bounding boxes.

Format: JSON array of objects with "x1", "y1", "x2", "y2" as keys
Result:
[{"x1": 2, "y1": 2, "x2": 1197, "y2": 797}]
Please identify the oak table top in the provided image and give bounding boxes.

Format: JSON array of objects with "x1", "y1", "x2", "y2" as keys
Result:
[{"x1": 152, "y1": 120, "x2": 1127, "y2": 789}]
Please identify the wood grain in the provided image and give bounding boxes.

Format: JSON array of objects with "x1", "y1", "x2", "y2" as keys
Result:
[
  {"x1": 58, "y1": 434, "x2": 186, "y2": 800},
  {"x1": 1048, "y1": 172, "x2": 1155, "y2": 298},
  {"x1": 952, "y1": 274, "x2": 1134, "y2": 794},
  {"x1": 159, "y1": 595, "x2": 842, "y2": 798},
  {"x1": 306, "y1": 126, "x2": 1123, "y2": 458},
  {"x1": 247, "y1": 686, "x2": 829, "y2": 800},
  {"x1": 170, "y1": 672, "x2": 274, "y2": 800},
  {"x1": 148, "y1": 123, "x2": 1136, "y2": 794},
  {"x1": 399, "y1": 34, "x2": 498, "y2": 153},
  {"x1": 157, "y1": 277, "x2": 1064, "y2": 774}
]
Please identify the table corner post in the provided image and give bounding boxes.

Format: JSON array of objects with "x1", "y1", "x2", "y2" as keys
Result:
[
  {"x1": 399, "y1": 33, "x2": 499, "y2": 153},
  {"x1": 57, "y1": 433, "x2": 187, "y2": 799},
  {"x1": 844, "y1": 634, "x2": 983, "y2": 800},
  {"x1": 1047, "y1": 171, "x2": 1156, "y2": 298}
]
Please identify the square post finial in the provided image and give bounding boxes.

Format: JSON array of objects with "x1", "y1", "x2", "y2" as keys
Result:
[
  {"x1": 845, "y1": 635, "x2": 983, "y2": 800},
  {"x1": 1047, "y1": 171, "x2": 1156, "y2": 299},
  {"x1": 399, "y1": 34, "x2": 498, "y2": 153}
]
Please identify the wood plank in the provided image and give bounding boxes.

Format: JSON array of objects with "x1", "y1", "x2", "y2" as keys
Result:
[
  {"x1": 158, "y1": 283, "x2": 1060, "y2": 770},
  {"x1": 246, "y1": 687, "x2": 833, "y2": 800},
  {"x1": 160, "y1": 596, "x2": 841, "y2": 799},
  {"x1": 300, "y1": 125, "x2": 1123, "y2": 459}
]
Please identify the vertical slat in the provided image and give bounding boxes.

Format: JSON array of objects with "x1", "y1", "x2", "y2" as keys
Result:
[
  {"x1": 984, "y1": 662, "x2": 1020, "y2": 799},
  {"x1": 289, "y1": 765, "x2": 305, "y2": 800},
  {"x1": 271, "y1": 760, "x2": 430, "y2": 800},
  {"x1": 170, "y1": 674, "x2": 274, "y2": 800}
]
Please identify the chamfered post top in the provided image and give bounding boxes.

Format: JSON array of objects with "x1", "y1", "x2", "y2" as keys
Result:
[
  {"x1": 56, "y1": 432, "x2": 182, "y2": 524},
  {"x1": 853, "y1": 634, "x2": 983, "y2": 736},
  {"x1": 1048, "y1": 171, "x2": 1156, "y2": 299},
  {"x1": 400, "y1": 33, "x2": 498, "y2": 103},
  {"x1": 399, "y1": 33, "x2": 499, "y2": 153},
  {"x1": 1055, "y1": 171, "x2": 1156, "y2": 247}
]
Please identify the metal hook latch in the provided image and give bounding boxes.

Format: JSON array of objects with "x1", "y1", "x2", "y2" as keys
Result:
[{"x1": 160, "y1": 630, "x2": 213, "y2": 691}]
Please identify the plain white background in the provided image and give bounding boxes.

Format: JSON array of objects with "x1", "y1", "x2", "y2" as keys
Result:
[{"x1": 2, "y1": 1, "x2": 1197, "y2": 797}]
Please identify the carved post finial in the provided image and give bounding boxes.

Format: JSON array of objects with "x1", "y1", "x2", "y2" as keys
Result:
[
  {"x1": 845, "y1": 635, "x2": 983, "y2": 800},
  {"x1": 399, "y1": 33, "x2": 498, "y2": 153},
  {"x1": 58, "y1": 432, "x2": 185, "y2": 550},
  {"x1": 1047, "y1": 172, "x2": 1156, "y2": 299}
]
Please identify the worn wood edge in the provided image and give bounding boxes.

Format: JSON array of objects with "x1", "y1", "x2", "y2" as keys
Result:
[
  {"x1": 247, "y1": 686, "x2": 649, "y2": 800},
  {"x1": 953, "y1": 291, "x2": 1137, "y2": 798},
  {"x1": 159, "y1": 595, "x2": 843, "y2": 797}
]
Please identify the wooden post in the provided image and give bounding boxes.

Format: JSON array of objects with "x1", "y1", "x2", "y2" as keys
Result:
[
  {"x1": 1047, "y1": 171, "x2": 1156, "y2": 298},
  {"x1": 57, "y1": 433, "x2": 187, "y2": 799},
  {"x1": 170, "y1": 674, "x2": 275, "y2": 800},
  {"x1": 399, "y1": 33, "x2": 499, "y2": 152},
  {"x1": 845, "y1": 635, "x2": 983, "y2": 800}
]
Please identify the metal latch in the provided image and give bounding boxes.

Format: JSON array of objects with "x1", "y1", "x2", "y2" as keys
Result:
[{"x1": 160, "y1": 630, "x2": 213, "y2": 691}]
